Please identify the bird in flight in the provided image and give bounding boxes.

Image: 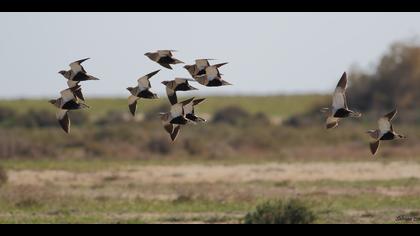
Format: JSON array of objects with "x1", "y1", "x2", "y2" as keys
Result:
[
  {"x1": 59, "y1": 58, "x2": 99, "y2": 86},
  {"x1": 184, "y1": 59, "x2": 228, "y2": 77},
  {"x1": 183, "y1": 98, "x2": 207, "y2": 123},
  {"x1": 162, "y1": 78, "x2": 198, "y2": 105},
  {"x1": 49, "y1": 86, "x2": 89, "y2": 134},
  {"x1": 367, "y1": 109, "x2": 407, "y2": 156},
  {"x1": 160, "y1": 98, "x2": 195, "y2": 142},
  {"x1": 144, "y1": 50, "x2": 184, "y2": 70},
  {"x1": 194, "y1": 66, "x2": 232, "y2": 87},
  {"x1": 321, "y1": 72, "x2": 362, "y2": 129},
  {"x1": 127, "y1": 70, "x2": 161, "y2": 116}
]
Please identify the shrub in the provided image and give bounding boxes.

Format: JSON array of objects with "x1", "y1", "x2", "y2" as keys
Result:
[
  {"x1": 147, "y1": 137, "x2": 172, "y2": 155},
  {"x1": 0, "y1": 106, "x2": 18, "y2": 126},
  {"x1": 17, "y1": 109, "x2": 57, "y2": 128},
  {"x1": 212, "y1": 106, "x2": 251, "y2": 126},
  {"x1": 68, "y1": 110, "x2": 90, "y2": 126},
  {"x1": 95, "y1": 110, "x2": 130, "y2": 126},
  {"x1": 244, "y1": 199, "x2": 316, "y2": 224},
  {"x1": 0, "y1": 165, "x2": 7, "y2": 187},
  {"x1": 0, "y1": 131, "x2": 57, "y2": 159}
]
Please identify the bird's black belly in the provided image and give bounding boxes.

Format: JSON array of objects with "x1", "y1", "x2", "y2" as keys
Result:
[
  {"x1": 62, "y1": 100, "x2": 81, "y2": 110},
  {"x1": 380, "y1": 132, "x2": 396, "y2": 141},
  {"x1": 196, "y1": 70, "x2": 206, "y2": 76},
  {"x1": 207, "y1": 80, "x2": 223, "y2": 87},
  {"x1": 159, "y1": 56, "x2": 175, "y2": 64},
  {"x1": 72, "y1": 72, "x2": 90, "y2": 81},
  {"x1": 334, "y1": 109, "x2": 350, "y2": 118},
  {"x1": 175, "y1": 83, "x2": 191, "y2": 91},
  {"x1": 139, "y1": 90, "x2": 155, "y2": 99},
  {"x1": 170, "y1": 116, "x2": 188, "y2": 125}
]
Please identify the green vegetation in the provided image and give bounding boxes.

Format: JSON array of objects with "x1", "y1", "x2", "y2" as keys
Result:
[
  {"x1": 244, "y1": 199, "x2": 316, "y2": 224},
  {"x1": 0, "y1": 95, "x2": 328, "y2": 119},
  {"x1": 1, "y1": 162, "x2": 419, "y2": 224}
]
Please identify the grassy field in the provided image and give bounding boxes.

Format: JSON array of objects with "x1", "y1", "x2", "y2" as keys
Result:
[
  {"x1": 1, "y1": 95, "x2": 419, "y2": 224},
  {"x1": 1, "y1": 159, "x2": 420, "y2": 224},
  {"x1": 0, "y1": 95, "x2": 329, "y2": 119}
]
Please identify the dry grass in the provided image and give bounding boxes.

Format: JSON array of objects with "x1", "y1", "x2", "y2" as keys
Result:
[{"x1": 1, "y1": 160, "x2": 420, "y2": 223}]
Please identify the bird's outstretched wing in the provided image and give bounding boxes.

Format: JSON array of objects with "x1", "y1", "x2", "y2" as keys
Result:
[
  {"x1": 56, "y1": 109, "x2": 70, "y2": 134},
  {"x1": 175, "y1": 78, "x2": 195, "y2": 84},
  {"x1": 384, "y1": 109, "x2": 398, "y2": 122},
  {"x1": 378, "y1": 109, "x2": 398, "y2": 133},
  {"x1": 166, "y1": 87, "x2": 178, "y2": 105},
  {"x1": 137, "y1": 70, "x2": 160, "y2": 90},
  {"x1": 158, "y1": 50, "x2": 177, "y2": 57},
  {"x1": 370, "y1": 140, "x2": 381, "y2": 156},
  {"x1": 128, "y1": 95, "x2": 139, "y2": 116},
  {"x1": 171, "y1": 125, "x2": 181, "y2": 142},
  {"x1": 195, "y1": 59, "x2": 212, "y2": 69},
  {"x1": 69, "y1": 58, "x2": 90, "y2": 74},
  {"x1": 332, "y1": 73, "x2": 348, "y2": 110}
]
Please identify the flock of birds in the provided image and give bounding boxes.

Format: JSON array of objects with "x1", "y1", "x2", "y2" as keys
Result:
[
  {"x1": 322, "y1": 72, "x2": 406, "y2": 156},
  {"x1": 49, "y1": 50, "x2": 230, "y2": 142},
  {"x1": 49, "y1": 52, "x2": 406, "y2": 156}
]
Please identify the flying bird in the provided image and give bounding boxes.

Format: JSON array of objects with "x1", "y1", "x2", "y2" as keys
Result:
[
  {"x1": 127, "y1": 70, "x2": 160, "y2": 116},
  {"x1": 194, "y1": 66, "x2": 232, "y2": 87},
  {"x1": 144, "y1": 50, "x2": 184, "y2": 69},
  {"x1": 49, "y1": 86, "x2": 89, "y2": 134},
  {"x1": 183, "y1": 98, "x2": 207, "y2": 123},
  {"x1": 59, "y1": 58, "x2": 99, "y2": 83},
  {"x1": 162, "y1": 78, "x2": 198, "y2": 105},
  {"x1": 367, "y1": 109, "x2": 407, "y2": 156},
  {"x1": 321, "y1": 72, "x2": 362, "y2": 129},
  {"x1": 160, "y1": 98, "x2": 195, "y2": 142},
  {"x1": 184, "y1": 59, "x2": 228, "y2": 77}
]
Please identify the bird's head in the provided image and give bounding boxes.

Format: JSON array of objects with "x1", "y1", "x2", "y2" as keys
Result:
[
  {"x1": 58, "y1": 70, "x2": 71, "y2": 79},
  {"x1": 48, "y1": 99, "x2": 58, "y2": 107},
  {"x1": 58, "y1": 70, "x2": 67, "y2": 75}
]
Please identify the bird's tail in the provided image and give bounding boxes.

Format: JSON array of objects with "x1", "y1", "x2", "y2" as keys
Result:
[
  {"x1": 79, "y1": 103, "x2": 90, "y2": 109},
  {"x1": 221, "y1": 80, "x2": 233, "y2": 86},
  {"x1": 173, "y1": 58, "x2": 184, "y2": 64},
  {"x1": 214, "y1": 62, "x2": 228, "y2": 68},
  {"x1": 88, "y1": 75, "x2": 100, "y2": 80},
  {"x1": 320, "y1": 108, "x2": 330, "y2": 113},
  {"x1": 350, "y1": 111, "x2": 362, "y2": 118},
  {"x1": 195, "y1": 117, "x2": 207, "y2": 123}
]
